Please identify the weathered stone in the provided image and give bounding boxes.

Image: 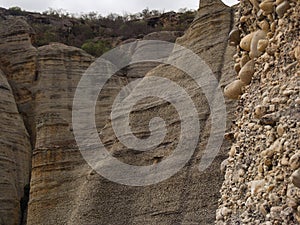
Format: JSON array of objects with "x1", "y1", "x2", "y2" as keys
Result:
[
  {"x1": 276, "y1": 1, "x2": 290, "y2": 18},
  {"x1": 276, "y1": 124, "x2": 284, "y2": 136},
  {"x1": 240, "y1": 33, "x2": 254, "y2": 51},
  {"x1": 259, "y1": 0, "x2": 275, "y2": 15},
  {"x1": 259, "y1": 20, "x2": 270, "y2": 32},
  {"x1": 228, "y1": 29, "x2": 241, "y2": 46},
  {"x1": 257, "y1": 39, "x2": 269, "y2": 52},
  {"x1": 0, "y1": 69, "x2": 32, "y2": 225},
  {"x1": 0, "y1": 1, "x2": 239, "y2": 225},
  {"x1": 250, "y1": 30, "x2": 267, "y2": 58},
  {"x1": 290, "y1": 153, "x2": 300, "y2": 170},
  {"x1": 224, "y1": 80, "x2": 245, "y2": 99},
  {"x1": 254, "y1": 105, "x2": 267, "y2": 119},
  {"x1": 260, "y1": 113, "x2": 280, "y2": 126},
  {"x1": 239, "y1": 60, "x2": 255, "y2": 85},
  {"x1": 291, "y1": 169, "x2": 300, "y2": 188}
]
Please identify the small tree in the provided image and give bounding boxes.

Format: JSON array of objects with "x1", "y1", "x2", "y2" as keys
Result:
[{"x1": 81, "y1": 40, "x2": 112, "y2": 57}]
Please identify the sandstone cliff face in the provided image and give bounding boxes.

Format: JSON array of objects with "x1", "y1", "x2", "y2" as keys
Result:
[
  {"x1": 66, "y1": 1, "x2": 236, "y2": 225},
  {"x1": 0, "y1": 1, "x2": 239, "y2": 224},
  {"x1": 0, "y1": 18, "x2": 37, "y2": 145},
  {"x1": 0, "y1": 69, "x2": 31, "y2": 225},
  {"x1": 218, "y1": 0, "x2": 300, "y2": 224},
  {"x1": 0, "y1": 15, "x2": 202, "y2": 225}
]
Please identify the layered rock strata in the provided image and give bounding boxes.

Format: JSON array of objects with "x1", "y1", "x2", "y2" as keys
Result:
[
  {"x1": 67, "y1": 1, "x2": 236, "y2": 225},
  {"x1": 0, "y1": 69, "x2": 31, "y2": 225}
]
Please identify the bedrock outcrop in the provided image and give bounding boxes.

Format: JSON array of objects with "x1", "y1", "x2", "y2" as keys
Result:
[
  {"x1": 218, "y1": 0, "x2": 300, "y2": 224},
  {"x1": 0, "y1": 69, "x2": 31, "y2": 225},
  {"x1": 0, "y1": 0, "x2": 239, "y2": 224},
  {"x1": 66, "y1": 0, "x2": 237, "y2": 225}
]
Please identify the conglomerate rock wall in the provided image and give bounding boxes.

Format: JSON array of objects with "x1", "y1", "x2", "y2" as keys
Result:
[{"x1": 218, "y1": 0, "x2": 299, "y2": 224}]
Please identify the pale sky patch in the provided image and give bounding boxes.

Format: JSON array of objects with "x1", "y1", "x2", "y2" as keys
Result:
[{"x1": 0, "y1": 0, "x2": 238, "y2": 16}]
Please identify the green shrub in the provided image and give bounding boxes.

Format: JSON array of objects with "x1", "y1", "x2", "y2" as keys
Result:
[
  {"x1": 81, "y1": 40, "x2": 111, "y2": 57},
  {"x1": 8, "y1": 6, "x2": 24, "y2": 16}
]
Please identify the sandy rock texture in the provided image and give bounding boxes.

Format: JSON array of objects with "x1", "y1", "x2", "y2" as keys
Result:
[
  {"x1": 218, "y1": 0, "x2": 300, "y2": 224},
  {"x1": 0, "y1": 69, "x2": 31, "y2": 225},
  {"x1": 1, "y1": 0, "x2": 275, "y2": 223},
  {"x1": 67, "y1": 0, "x2": 237, "y2": 224},
  {"x1": 0, "y1": 2, "x2": 237, "y2": 223}
]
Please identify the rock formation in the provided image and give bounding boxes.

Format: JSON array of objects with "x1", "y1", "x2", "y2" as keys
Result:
[
  {"x1": 0, "y1": 0, "x2": 238, "y2": 224},
  {"x1": 1, "y1": 0, "x2": 298, "y2": 224},
  {"x1": 218, "y1": 0, "x2": 300, "y2": 224},
  {"x1": 0, "y1": 69, "x2": 31, "y2": 225},
  {"x1": 64, "y1": 1, "x2": 236, "y2": 225}
]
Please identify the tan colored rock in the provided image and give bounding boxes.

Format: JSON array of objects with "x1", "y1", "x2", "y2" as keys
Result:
[
  {"x1": 257, "y1": 39, "x2": 269, "y2": 52},
  {"x1": 249, "y1": 0, "x2": 260, "y2": 10},
  {"x1": 218, "y1": 1, "x2": 299, "y2": 223},
  {"x1": 26, "y1": 43, "x2": 94, "y2": 225},
  {"x1": 254, "y1": 105, "x2": 267, "y2": 118},
  {"x1": 0, "y1": 1, "x2": 241, "y2": 224},
  {"x1": 234, "y1": 63, "x2": 241, "y2": 74},
  {"x1": 228, "y1": 29, "x2": 241, "y2": 46},
  {"x1": 69, "y1": 1, "x2": 237, "y2": 224},
  {"x1": 250, "y1": 179, "x2": 265, "y2": 195},
  {"x1": 290, "y1": 153, "x2": 300, "y2": 170},
  {"x1": 259, "y1": 20, "x2": 270, "y2": 32},
  {"x1": 276, "y1": 1, "x2": 290, "y2": 18},
  {"x1": 0, "y1": 69, "x2": 32, "y2": 225},
  {"x1": 240, "y1": 53, "x2": 250, "y2": 67},
  {"x1": 291, "y1": 169, "x2": 300, "y2": 188},
  {"x1": 276, "y1": 124, "x2": 284, "y2": 136},
  {"x1": 0, "y1": 18, "x2": 38, "y2": 143},
  {"x1": 250, "y1": 30, "x2": 267, "y2": 58},
  {"x1": 259, "y1": 0, "x2": 275, "y2": 15},
  {"x1": 294, "y1": 46, "x2": 300, "y2": 62},
  {"x1": 240, "y1": 33, "x2": 254, "y2": 51},
  {"x1": 239, "y1": 60, "x2": 255, "y2": 85},
  {"x1": 224, "y1": 80, "x2": 245, "y2": 99}
]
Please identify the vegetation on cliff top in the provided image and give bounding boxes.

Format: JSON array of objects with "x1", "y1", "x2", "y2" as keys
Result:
[{"x1": 3, "y1": 6, "x2": 196, "y2": 56}]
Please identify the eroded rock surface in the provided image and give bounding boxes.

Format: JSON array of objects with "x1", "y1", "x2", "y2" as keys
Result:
[
  {"x1": 0, "y1": 69, "x2": 31, "y2": 225},
  {"x1": 67, "y1": 1, "x2": 236, "y2": 225},
  {"x1": 218, "y1": 0, "x2": 300, "y2": 224},
  {"x1": 0, "y1": 0, "x2": 240, "y2": 224}
]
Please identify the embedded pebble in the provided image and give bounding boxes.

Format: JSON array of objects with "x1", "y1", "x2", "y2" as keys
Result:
[
  {"x1": 259, "y1": 0, "x2": 275, "y2": 15},
  {"x1": 276, "y1": 124, "x2": 284, "y2": 136},
  {"x1": 224, "y1": 80, "x2": 245, "y2": 99},
  {"x1": 257, "y1": 39, "x2": 269, "y2": 52},
  {"x1": 254, "y1": 105, "x2": 267, "y2": 119},
  {"x1": 250, "y1": 179, "x2": 265, "y2": 195},
  {"x1": 221, "y1": 207, "x2": 232, "y2": 217},
  {"x1": 239, "y1": 60, "x2": 255, "y2": 85},
  {"x1": 276, "y1": 1, "x2": 290, "y2": 18},
  {"x1": 259, "y1": 20, "x2": 270, "y2": 32},
  {"x1": 260, "y1": 113, "x2": 280, "y2": 126},
  {"x1": 289, "y1": 153, "x2": 300, "y2": 170},
  {"x1": 270, "y1": 206, "x2": 283, "y2": 220},
  {"x1": 240, "y1": 33, "x2": 254, "y2": 51},
  {"x1": 240, "y1": 54, "x2": 250, "y2": 67},
  {"x1": 229, "y1": 29, "x2": 241, "y2": 46},
  {"x1": 291, "y1": 169, "x2": 300, "y2": 188},
  {"x1": 234, "y1": 63, "x2": 241, "y2": 73},
  {"x1": 250, "y1": 30, "x2": 267, "y2": 58}
]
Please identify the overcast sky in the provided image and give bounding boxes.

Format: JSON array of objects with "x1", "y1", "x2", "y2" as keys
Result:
[{"x1": 0, "y1": 0, "x2": 238, "y2": 16}]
